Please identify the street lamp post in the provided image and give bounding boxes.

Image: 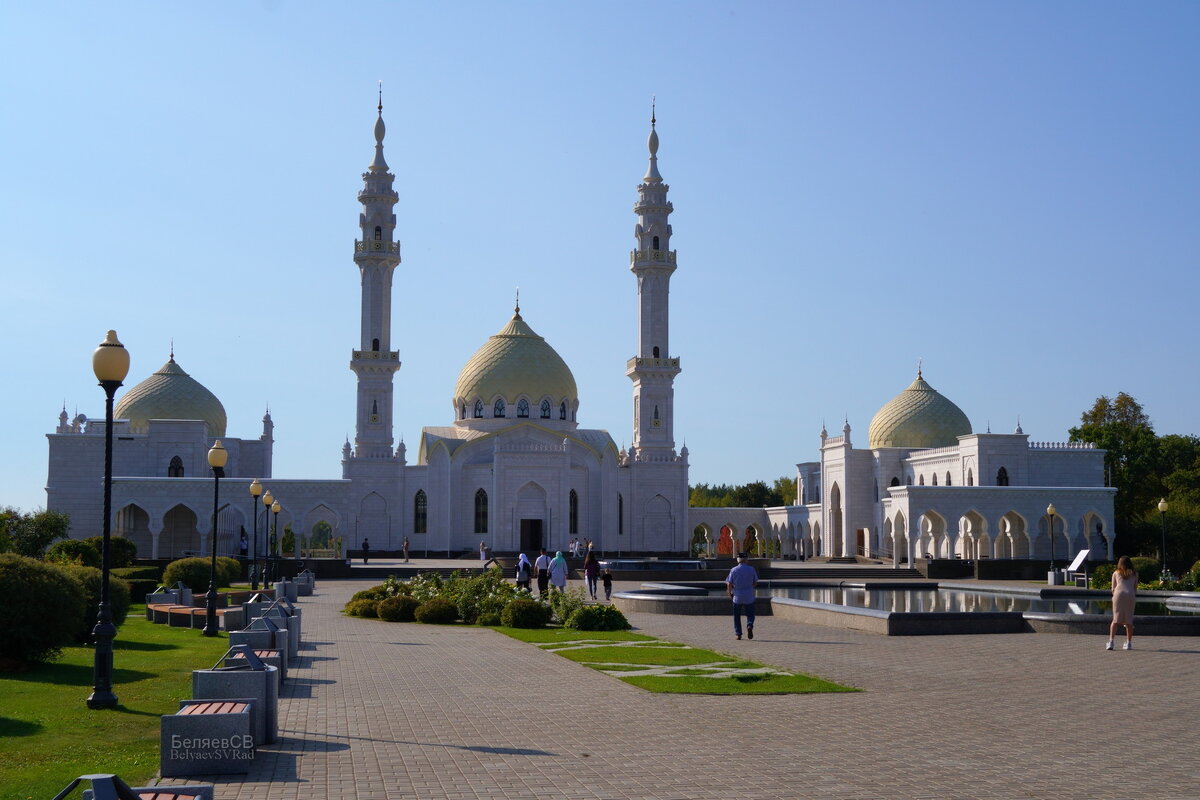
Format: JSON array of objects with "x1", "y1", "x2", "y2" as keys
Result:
[
  {"x1": 202, "y1": 441, "x2": 228, "y2": 637},
  {"x1": 88, "y1": 330, "x2": 130, "y2": 710},
  {"x1": 1046, "y1": 503, "x2": 1057, "y2": 585},
  {"x1": 261, "y1": 490, "x2": 273, "y2": 585},
  {"x1": 249, "y1": 479, "x2": 263, "y2": 590},
  {"x1": 1158, "y1": 498, "x2": 1170, "y2": 581},
  {"x1": 270, "y1": 500, "x2": 281, "y2": 585}
]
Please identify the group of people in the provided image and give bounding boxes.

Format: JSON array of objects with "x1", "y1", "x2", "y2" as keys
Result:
[
  {"x1": 514, "y1": 549, "x2": 613, "y2": 601},
  {"x1": 567, "y1": 537, "x2": 593, "y2": 557}
]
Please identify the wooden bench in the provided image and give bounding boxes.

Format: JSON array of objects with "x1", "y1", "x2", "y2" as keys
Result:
[
  {"x1": 62, "y1": 773, "x2": 215, "y2": 800},
  {"x1": 160, "y1": 699, "x2": 255, "y2": 777},
  {"x1": 145, "y1": 604, "x2": 242, "y2": 631}
]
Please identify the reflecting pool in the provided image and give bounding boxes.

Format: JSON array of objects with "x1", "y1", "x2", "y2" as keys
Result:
[{"x1": 767, "y1": 586, "x2": 1200, "y2": 616}]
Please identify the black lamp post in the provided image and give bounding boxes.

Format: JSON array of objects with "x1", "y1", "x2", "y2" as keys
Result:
[
  {"x1": 202, "y1": 441, "x2": 228, "y2": 637},
  {"x1": 1046, "y1": 503, "x2": 1057, "y2": 584},
  {"x1": 270, "y1": 500, "x2": 281, "y2": 584},
  {"x1": 261, "y1": 489, "x2": 273, "y2": 585},
  {"x1": 1158, "y1": 498, "x2": 1170, "y2": 581},
  {"x1": 88, "y1": 330, "x2": 129, "y2": 710},
  {"x1": 249, "y1": 479, "x2": 263, "y2": 590}
]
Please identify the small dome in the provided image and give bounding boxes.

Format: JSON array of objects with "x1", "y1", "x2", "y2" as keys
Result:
[
  {"x1": 868, "y1": 372, "x2": 970, "y2": 449},
  {"x1": 115, "y1": 357, "x2": 227, "y2": 436},
  {"x1": 454, "y1": 312, "x2": 577, "y2": 411}
]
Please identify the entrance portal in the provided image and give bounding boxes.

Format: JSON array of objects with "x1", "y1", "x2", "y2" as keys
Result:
[{"x1": 520, "y1": 519, "x2": 543, "y2": 553}]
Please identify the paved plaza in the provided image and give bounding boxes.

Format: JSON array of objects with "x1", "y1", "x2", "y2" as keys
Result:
[{"x1": 162, "y1": 573, "x2": 1200, "y2": 800}]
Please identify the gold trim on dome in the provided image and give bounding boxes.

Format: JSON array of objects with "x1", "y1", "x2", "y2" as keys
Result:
[
  {"x1": 453, "y1": 314, "x2": 578, "y2": 406},
  {"x1": 867, "y1": 374, "x2": 970, "y2": 449},
  {"x1": 114, "y1": 358, "x2": 227, "y2": 437}
]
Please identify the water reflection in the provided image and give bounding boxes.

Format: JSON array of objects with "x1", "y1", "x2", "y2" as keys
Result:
[{"x1": 768, "y1": 587, "x2": 1198, "y2": 616}]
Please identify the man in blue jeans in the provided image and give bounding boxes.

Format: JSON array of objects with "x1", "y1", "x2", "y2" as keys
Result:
[{"x1": 726, "y1": 552, "x2": 759, "y2": 640}]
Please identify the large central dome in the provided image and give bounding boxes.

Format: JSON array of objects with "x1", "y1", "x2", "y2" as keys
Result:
[
  {"x1": 114, "y1": 356, "x2": 227, "y2": 436},
  {"x1": 867, "y1": 371, "x2": 970, "y2": 449},
  {"x1": 453, "y1": 311, "x2": 578, "y2": 414}
]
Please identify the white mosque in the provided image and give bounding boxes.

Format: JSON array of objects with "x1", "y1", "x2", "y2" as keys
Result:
[
  {"x1": 46, "y1": 103, "x2": 689, "y2": 560},
  {"x1": 45, "y1": 103, "x2": 1114, "y2": 566}
]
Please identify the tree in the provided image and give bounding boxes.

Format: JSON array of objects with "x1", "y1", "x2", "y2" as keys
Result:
[
  {"x1": 0, "y1": 508, "x2": 71, "y2": 558},
  {"x1": 1069, "y1": 393, "x2": 1160, "y2": 549}
]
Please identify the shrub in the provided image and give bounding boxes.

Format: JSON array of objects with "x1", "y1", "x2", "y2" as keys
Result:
[
  {"x1": 84, "y1": 536, "x2": 137, "y2": 568},
  {"x1": 377, "y1": 595, "x2": 420, "y2": 622},
  {"x1": 113, "y1": 565, "x2": 161, "y2": 581},
  {"x1": 58, "y1": 564, "x2": 132, "y2": 642},
  {"x1": 217, "y1": 556, "x2": 243, "y2": 587},
  {"x1": 45, "y1": 539, "x2": 101, "y2": 568},
  {"x1": 1130, "y1": 556, "x2": 1160, "y2": 581},
  {"x1": 1090, "y1": 563, "x2": 1116, "y2": 590},
  {"x1": 163, "y1": 557, "x2": 230, "y2": 593},
  {"x1": 501, "y1": 597, "x2": 552, "y2": 628},
  {"x1": 0, "y1": 554, "x2": 86, "y2": 664},
  {"x1": 565, "y1": 604, "x2": 631, "y2": 631},
  {"x1": 414, "y1": 597, "x2": 458, "y2": 624},
  {"x1": 449, "y1": 566, "x2": 517, "y2": 623},
  {"x1": 350, "y1": 586, "x2": 387, "y2": 603},
  {"x1": 548, "y1": 586, "x2": 588, "y2": 624},
  {"x1": 344, "y1": 598, "x2": 379, "y2": 618},
  {"x1": 478, "y1": 611, "x2": 502, "y2": 626}
]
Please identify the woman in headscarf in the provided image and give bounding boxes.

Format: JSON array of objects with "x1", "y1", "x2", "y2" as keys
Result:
[
  {"x1": 515, "y1": 553, "x2": 533, "y2": 591},
  {"x1": 548, "y1": 550, "x2": 569, "y2": 592}
]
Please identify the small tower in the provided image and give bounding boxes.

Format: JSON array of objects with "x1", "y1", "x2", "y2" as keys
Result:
[
  {"x1": 627, "y1": 106, "x2": 681, "y2": 456},
  {"x1": 349, "y1": 94, "x2": 402, "y2": 460}
]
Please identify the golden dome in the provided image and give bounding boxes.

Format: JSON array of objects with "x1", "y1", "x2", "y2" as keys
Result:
[
  {"x1": 454, "y1": 312, "x2": 577, "y2": 409},
  {"x1": 115, "y1": 357, "x2": 227, "y2": 436},
  {"x1": 867, "y1": 371, "x2": 970, "y2": 449}
]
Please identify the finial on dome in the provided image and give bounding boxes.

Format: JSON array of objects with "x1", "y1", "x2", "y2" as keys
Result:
[
  {"x1": 170, "y1": 338, "x2": 174, "y2": 362},
  {"x1": 917, "y1": 357, "x2": 923, "y2": 380},
  {"x1": 644, "y1": 100, "x2": 662, "y2": 181},
  {"x1": 514, "y1": 286, "x2": 521, "y2": 318},
  {"x1": 371, "y1": 88, "x2": 388, "y2": 170},
  {"x1": 1015, "y1": 416, "x2": 1024, "y2": 435},
  {"x1": 378, "y1": 80, "x2": 383, "y2": 113},
  {"x1": 651, "y1": 96, "x2": 656, "y2": 129}
]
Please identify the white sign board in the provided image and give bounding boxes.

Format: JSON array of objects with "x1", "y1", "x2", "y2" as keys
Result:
[{"x1": 1067, "y1": 549, "x2": 1090, "y2": 573}]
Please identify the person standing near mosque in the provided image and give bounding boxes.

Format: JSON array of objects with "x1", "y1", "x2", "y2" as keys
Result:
[
  {"x1": 402, "y1": 536, "x2": 410, "y2": 563},
  {"x1": 548, "y1": 551, "x2": 570, "y2": 593},
  {"x1": 582, "y1": 550, "x2": 600, "y2": 600},
  {"x1": 534, "y1": 549, "x2": 552, "y2": 598},
  {"x1": 726, "y1": 552, "x2": 759, "y2": 640},
  {"x1": 361, "y1": 538, "x2": 370, "y2": 565}
]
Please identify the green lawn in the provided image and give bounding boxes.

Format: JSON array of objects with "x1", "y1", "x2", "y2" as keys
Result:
[
  {"x1": 0, "y1": 606, "x2": 230, "y2": 798},
  {"x1": 493, "y1": 625, "x2": 858, "y2": 696}
]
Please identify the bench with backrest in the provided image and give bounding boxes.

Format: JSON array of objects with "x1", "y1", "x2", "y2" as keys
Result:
[
  {"x1": 191, "y1": 646, "x2": 278, "y2": 745},
  {"x1": 160, "y1": 699, "x2": 255, "y2": 777},
  {"x1": 64, "y1": 773, "x2": 215, "y2": 800},
  {"x1": 225, "y1": 647, "x2": 287, "y2": 685},
  {"x1": 145, "y1": 604, "x2": 244, "y2": 631}
]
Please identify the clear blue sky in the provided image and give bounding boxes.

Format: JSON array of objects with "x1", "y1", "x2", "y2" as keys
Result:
[{"x1": 3, "y1": 1, "x2": 1198, "y2": 513}]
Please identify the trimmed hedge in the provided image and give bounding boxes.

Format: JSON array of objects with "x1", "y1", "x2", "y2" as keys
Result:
[
  {"x1": 1130, "y1": 556, "x2": 1159, "y2": 581},
  {"x1": 565, "y1": 604, "x2": 631, "y2": 631},
  {"x1": 414, "y1": 598, "x2": 458, "y2": 624},
  {"x1": 59, "y1": 564, "x2": 131, "y2": 643},
  {"x1": 84, "y1": 535, "x2": 138, "y2": 568},
  {"x1": 378, "y1": 595, "x2": 420, "y2": 622},
  {"x1": 45, "y1": 539, "x2": 101, "y2": 569},
  {"x1": 344, "y1": 598, "x2": 379, "y2": 618},
  {"x1": 163, "y1": 557, "x2": 231, "y2": 593},
  {"x1": 217, "y1": 556, "x2": 242, "y2": 587},
  {"x1": 500, "y1": 598, "x2": 551, "y2": 629},
  {"x1": 0, "y1": 554, "x2": 87, "y2": 664}
]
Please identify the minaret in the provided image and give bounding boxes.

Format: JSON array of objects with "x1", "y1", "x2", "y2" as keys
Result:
[
  {"x1": 627, "y1": 106, "x2": 680, "y2": 456},
  {"x1": 349, "y1": 93, "x2": 402, "y2": 460}
]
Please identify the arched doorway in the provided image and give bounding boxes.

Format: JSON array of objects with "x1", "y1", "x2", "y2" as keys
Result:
[
  {"x1": 717, "y1": 525, "x2": 735, "y2": 556},
  {"x1": 691, "y1": 525, "x2": 710, "y2": 557}
]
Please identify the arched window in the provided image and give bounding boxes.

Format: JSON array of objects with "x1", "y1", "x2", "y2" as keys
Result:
[
  {"x1": 919, "y1": 475, "x2": 925, "y2": 485},
  {"x1": 652, "y1": 235, "x2": 659, "y2": 249},
  {"x1": 873, "y1": 480, "x2": 879, "y2": 502},
  {"x1": 945, "y1": 471, "x2": 952, "y2": 486},
  {"x1": 473, "y1": 400, "x2": 483, "y2": 419},
  {"x1": 167, "y1": 455, "x2": 184, "y2": 477},
  {"x1": 517, "y1": 398, "x2": 530, "y2": 418},
  {"x1": 967, "y1": 468, "x2": 974, "y2": 487},
  {"x1": 493, "y1": 399, "x2": 505, "y2": 418},
  {"x1": 460, "y1": 403, "x2": 466, "y2": 420},
  {"x1": 414, "y1": 490, "x2": 427, "y2": 534},
  {"x1": 474, "y1": 488, "x2": 488, "y2": 534},
  {"x1": 569, "y1": 489, "x2": 579, "y2": 534},
  {"x1": 652, "y1": 346, "x2": 660, "y2": 358},
  {"x1": 374, "y1": 226, "x2": 382, "y2": 240},
  {"x1": 540, "y1": 399, "x2": 551, "y2": 419},
  {"x1": 559, "y1": 401, "x2": 567, "y2": 420},
  {"x1": 931, "y1": 474, "x2": 938, "y2": 486},
  {"x1": 372, "y1": 337, "x2": 379, "y2": 351},
  {"x1": 890, "y1": 476, "x2": 900, "y2": 487},
  {"x1": 996, "y1": 466, "x2": 1009, "y2": 486},
  {"x1": 618, "y1": 493, "x2": 624, "y2": 535}
]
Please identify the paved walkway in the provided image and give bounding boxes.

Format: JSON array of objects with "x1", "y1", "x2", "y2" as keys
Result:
[{"x1": 163, "y1": 578, "x2": 1200, "y2": 800}]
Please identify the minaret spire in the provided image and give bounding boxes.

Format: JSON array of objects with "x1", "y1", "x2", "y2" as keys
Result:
[
  {"x1": 349, "y1": 96, "x2": 402, "y2": 460},
  {"x1": 627, "y1": 108, "x2": 680, "y2": 456}
]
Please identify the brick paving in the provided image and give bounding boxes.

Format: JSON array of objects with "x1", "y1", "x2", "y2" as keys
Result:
[{"x1": 163, "y1": 576, "x2": 1200, "y2": 800}]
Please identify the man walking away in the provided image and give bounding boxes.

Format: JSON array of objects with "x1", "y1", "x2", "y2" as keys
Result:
[
  {"x1": 726, "y1": 552, "x2": 759, "y2": 640},
  {"x1": 534, "y1": 548, "x2": 552, "y2": 598},
  {"x1": 362, "y1": 538, "x2": 370, "y2": 565}
]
